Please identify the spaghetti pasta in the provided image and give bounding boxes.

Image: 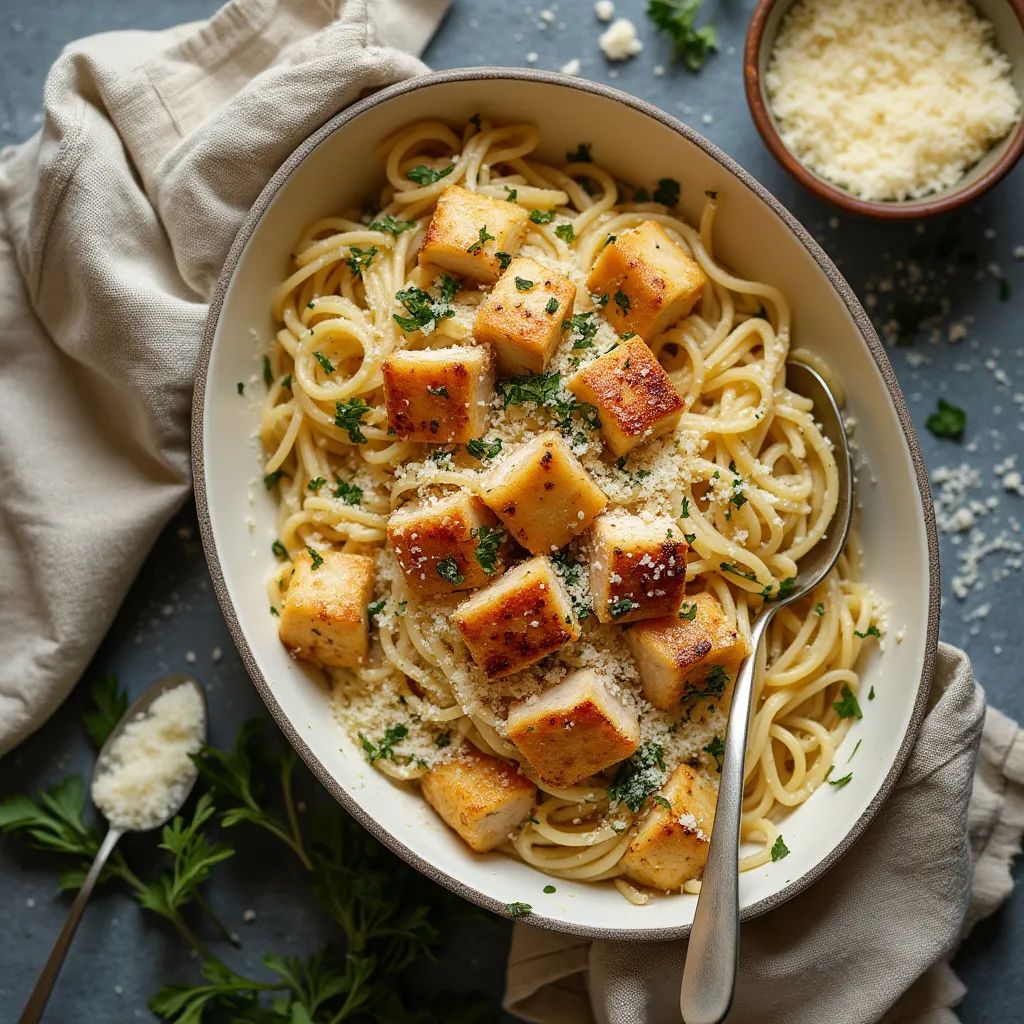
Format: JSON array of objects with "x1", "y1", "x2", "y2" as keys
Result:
[{"x1": 258, "y1": 116, "x2": 881, "y2": 898}]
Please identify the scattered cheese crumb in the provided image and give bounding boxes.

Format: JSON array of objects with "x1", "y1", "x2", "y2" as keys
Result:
[
  {"x1": 526, "y1": 51, "x2": 539, "y2": 63},
  {"x1": 600, "y1": 18, "x2": 643, "y2": 61},
  {"x1": 560, "y1": 57, "x2": 582, "y2": 76},
  {"x1": 595, "y1": 0, "x2": 614, "y2": 21}
]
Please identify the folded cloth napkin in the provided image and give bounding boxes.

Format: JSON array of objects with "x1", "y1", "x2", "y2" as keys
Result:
[
  {"x1": 0, "y1": 0, "x2": 448, "y2": 757},
  {"x1": 506, "y1": 643, "x2": 1024, "y2": 1024}
]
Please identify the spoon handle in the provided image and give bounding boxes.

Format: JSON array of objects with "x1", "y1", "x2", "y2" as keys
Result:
[
  {"x1": 680, "y1": 609, "x2": 775, "y2": 1024},
  {"x1": 18, "y1": 826, "x2": 123, "y2": 1024}
]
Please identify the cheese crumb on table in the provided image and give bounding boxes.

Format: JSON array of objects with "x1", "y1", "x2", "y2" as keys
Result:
[
  {"x1": 765, "y1": 0, "x2": 1021, "y2": 201},
  {"x1": 594, "y1": 0, "x2": 614, "y2": 21},
  {"x1": 599, "y1": 18, "x2": 643, "y2": 61},
  {"x1": 91, "y1": 682, "x2": 205, "y2": 832}
]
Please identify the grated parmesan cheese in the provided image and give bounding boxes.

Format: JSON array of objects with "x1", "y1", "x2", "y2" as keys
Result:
[
  {"x1": 765, "y1": 0, "x2": 1021, "y2": 201},
  {"x1": 599, "y1": 18, "x2": 643, "y2": 61},
  {"x1": 91, "y1": 683, "x2": 205, "y2": 831}
]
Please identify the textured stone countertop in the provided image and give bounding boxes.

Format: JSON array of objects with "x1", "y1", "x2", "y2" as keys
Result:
[{"x1": 1, "y1": 1, "x2": 1022, "y2": 1022}]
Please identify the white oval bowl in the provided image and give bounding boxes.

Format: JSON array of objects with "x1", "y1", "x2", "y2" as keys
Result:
[{"x1": 193, "y1": 70, "x2": 939, "y2": 940}]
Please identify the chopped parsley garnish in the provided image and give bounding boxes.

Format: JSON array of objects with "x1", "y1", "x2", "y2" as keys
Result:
[
  {"x1": 305, "y1": 545, "x2": 324, "y2": 571},
  {"x1": 469, "y1": 113, "x2": 481, "y2": 130},
  {"x1": 848, "y1": 739, "x2": 862, "y2": 762},
  {"x1": 551, "y1": 553, "x2": 592, "y2": 621},
  {"x1": 430, "y1": 448, "x2": 452, "y2": 466},
  {"x1": 555, "y1": 223, "x2": 576, "y2": 244},
  {"x1": 679, "y1": 602, "x2": 697, "y2": 622},
  {"x1": 269, "y1": 605, "x2": 279, "y2": 616},
  {"x1": 648, "y1": 0, "x2": 719, "y2": 72},
  {"x1": 504, "y1": 185, "x2": 518, "y2": 202},
  {"x1": 827, "y1": 772, "x2": 853, "y2": 788},
  {"x1": 307, "y1": 477, "x2": 326, "y2": 494},
  {"x1": 263, "y1": 470, "x2": 286, "y2": 490},
  {"x1": 263, "y1": 356, "x2": 273, "y2": 387},
  {"x1": 545, "y1": 296, "x2": 559, "y2": 314},
  {"x1": 271, "y1": 540, "x2": 288, "y2": 559},
  {"x1": 467, "y1": 225, "x2": 495, "y2": 254},
  {"x1": 653, "y1": 795, "x2": 673, "y2": 811},
  {"x1": 515, "y1": 276, "x2": 535, "y2": 291},
  {"x1": 720, "y1": 561, "x2": 758, "y2": 582},
  {"x1": 281, "y1": 373, "x2": 292, "y2": 389},
  {"x1": 529, "y1": 209, "x2": 556, "y2": 224},
  {"x1": 683, "y1": 664, "x2": 730, "y2": 703},
  {"x1": 597, "y1": 292, "x2": 610, "y2": 305},
  {"x1": 926, "y1": 399, "x2": 966, "y2": 441},
  {"x1": 497, "y1": 370, "x2": 598, "y2": 436},
  {"x1": 435, "y1": 731, "x2": 451, "y2": 748},
  {"x1": 367, "y1": 599, "x2": 386, "y2": 620},
  {"x1": 495, "y1": 251, "x2": 513, "y2": 271},
  {"x1": 334, "y1": 479, "x2": 362, "y2": 505},
  {"x1": 730, "y1": 491, "x2": 748, "y2": 510},
  {"x1": 608, "y1": 742, "x2": 666, "y2": 811},
  {"x1": 893, "y1": 299, "x2": 942, "y2": 344},
  {"x1": 368, "y1": 214, "x2": 417, "y2": 236},
  {"x1": 705, "y1": 189, "x2": 718, "y2": 199},
  {"x1": 652, "y1": 176, "x2": 681, "y2": 207},
  {"x1": 471, "y1": 525, "x2": 505, "y2": 576},
  {"x1": 505, "y1": 902, "x2": 533, "y2": 917},
  {"x1": 762, "y1": 576, "x2": 797, "y2": 601},
  {"x1": 566, "y1": 143, "x2": 593, "y2": 163},
  {"x1": 407, "y1": 163, "x2": 454, "y2": 186},
  {"x1": 608, "y1": 596, "x2": 639, "y2": 620},
  {"x1": 346, "y1": 245, "x2": 377, "y2": 279},
  {"x1": 854, "y1": 625, "x2": 881, "y2": 639},
  {"x1": 543, "y1": 884, "x2": 557, "y2": 894},
  {"x1": 394, "y1": 275, "x2": 460, "y2": 334},
  {"x1": 436, "y1": 556, "x2": 465, "y2": 587},
  {"x1": 360, "y1": 723, "x2": 408, "y2": 763},
  {"x1": 334, "y1": 398, "x2": 370, "y2": 443},
  {"x1": 681, "y1": 496, "x2": 690, "y2": 518},
  {"x1": 814, "y1": 602, "x2": 825, "y2": 616},
  {"x1": 703, "y1": 735, "x2": 725, "y2": 772},
  {"x1": 466, "y1": 437, "x2": 503, "y2": 460},
  {"x1": 621, "y1": 331, "x2": 637, "y2": 340},
  {"x1": 427, "y1": 385, "x2": 450, "y2": 398},
  {"x1": 771, "y1": 835, "x2": 790, "y2": 861},
  {"x1": 562, "y1": 311, "x2": 599, "y2": 349},
  {"x1": 237, "y1": 382, "x2": 245, "y2": 395},
  {"x1": 613, "y1": 290, "x2": 631, "y2": 313},
  {"x1": 869, "y1": 686, "x2": 876, "y2": 701},
  {"x1": 832, "y1": 684, "x2": 863, "y2": 720},
  {"x1": 313, "y1": 351, "x2": 335, "y2": 374},
  {"x1": 603, "y1": 234, "x2": 616, "y2": 248},
  {"x1": 634, "y1": 186, "x2": 651, "y2": 202},
  {"x1": 684, "y1": 533, "x2": 696, "y2": 544}
]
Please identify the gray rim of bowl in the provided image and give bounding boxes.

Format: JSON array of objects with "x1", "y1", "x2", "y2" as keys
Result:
[{"x1": 191, "y1": 67, "x2": 941, "y2": 942}]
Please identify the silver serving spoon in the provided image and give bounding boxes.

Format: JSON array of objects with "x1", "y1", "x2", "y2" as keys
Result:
[
  {"x1": 680, "y1": 361, "x2": 854, "y2": 1024},
  {"x1": 18, "y1": 673, "x2": 206, "y2": 1024}
]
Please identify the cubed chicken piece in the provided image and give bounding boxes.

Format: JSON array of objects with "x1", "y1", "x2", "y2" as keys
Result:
[
  {"x1": 421, "y1": 747, "x2": 536, "y2": 853},
  {"x1": 586, "y1": 220, "x2": 707, "y2": 339},
  {"x1": 620, "y1": 764, "x2": 718, "y2": 890},
  {"x1": 473, "y1": 257, "x2": 577, "y2": 375},
  {"x1": 387, "y1": 492, "x2": 504, "y2": 597},
  {"x1": 418, "y1": 185, "x2": 530, "y2": 284},
  {"x1": 481, "y1": 430, "x2": 607, "y2": 554},
  {"x1": 278, "y1": 549, "x2": 374, "y2": 668},
  {"x1": 454, "y1": 555, "x2": 580, "y2": 679},
  {"x1": 382, "y1": 345, "x2": 493, "y2": 443},
  {"x1": 624, "y1": 591, "x2": 750, "y2": 710},
  {"x1": 588, "y1": 513, "x2": 688, "y2": 624},
  {"x1": 567, "y1": 336, "x2": 684, "y2": 457},
  {"x1": 506, "y1": 669, "x2": 639, "y2": 787}
]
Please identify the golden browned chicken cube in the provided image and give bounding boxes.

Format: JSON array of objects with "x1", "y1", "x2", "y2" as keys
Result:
[
  {"x1": 624, "y1": 591, "x2": 750, "y2": 710},
  {"x1": 481, "y1": 430, "x2": 607, "y2": 554},
  {"x1": 278, "y1": 549, "x2": 374, "y2": 668},
  {"x1": 382, "y1": 345, "x2": 493, "y2": 443},
  {"x1": 454, "y1": 555, "x2": 580, "y2": 679},
  {"x1": 421, "y1": 747, "x2": 536, "y2": 853},
  {"x1": 473, "y1": 256, "x2": 577, "y2": 375},
  {"x1": 588, "y1": 513, "x2": 688, "y2": 624},
  {"x1": 506, "y1": 669, "x2": 639, "y2": 787},
  {"x1": 620, "y1": 764, "x2": 718, "y2": 890},
  {"x1": 586, "y1": 220, "x2": 707, "y2": 339},
  {"x1": 418, "y1": 185, "x2": 530, "y2": 284},
  {"x1": 387, "y1": 492, "x2": 505, "y2": 597},
  {"x1": 567, "y1": 336, "x2": 684, "y2": 457}
]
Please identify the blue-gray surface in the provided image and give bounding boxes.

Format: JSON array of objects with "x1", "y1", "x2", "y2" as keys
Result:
[{"x1": 1, "y1": 0, "x2": 1022, "y2": 1021}]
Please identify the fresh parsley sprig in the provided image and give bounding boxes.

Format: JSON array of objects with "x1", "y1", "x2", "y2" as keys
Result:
[{"x1": 647, "y1": 0, "x2": 719, "y2": 71}]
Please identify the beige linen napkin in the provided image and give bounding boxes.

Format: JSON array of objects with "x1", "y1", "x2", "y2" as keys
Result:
[
  {"x1": 0, "y1": 0, "x2": 447, "y2": 757},
  {"x1": 506, "y1": 643, "x2": 1024, "y2": 1024}
]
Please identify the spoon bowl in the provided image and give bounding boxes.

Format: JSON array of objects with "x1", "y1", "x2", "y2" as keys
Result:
[{"x1": 680, "y1": 361, "x2": 854, "y2": 1024}]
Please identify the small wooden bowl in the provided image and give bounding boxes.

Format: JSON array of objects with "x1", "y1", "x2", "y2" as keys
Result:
[{"x1": 744, "y1": 0, "x2": 1024, "y2": 218}]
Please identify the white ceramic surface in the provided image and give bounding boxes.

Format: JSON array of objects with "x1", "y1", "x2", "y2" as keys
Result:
[{"x1": 193, "y1": 71, "x2": 938, "y2": 940}]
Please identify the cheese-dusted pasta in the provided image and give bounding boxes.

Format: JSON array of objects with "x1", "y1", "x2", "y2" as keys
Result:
[{"x1": 258, "y1": 116, "x2": 882, "y2": 902}]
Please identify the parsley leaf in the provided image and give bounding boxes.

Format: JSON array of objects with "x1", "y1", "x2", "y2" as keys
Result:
[
  {"x1": 634, "y1": 187, "x2": 651, "y2": 202},
  {"x1": 236, "y1": 382, "x2": 245, "y2": 395},
  {"x1": 307, "y1": 477, "x2": 326, "y2": 494},
  {"x1": 814, "y1": 602, "x2": 825, "y2": 616},
  {"x1": 505, "y1": 902, "x2": 533, "y2": 917},
  {"x1": 437, "y1": 556, "x2": 465, "y2": 587},
  {"x1": 368, "y1": 213, "x2": 417, "y2": 236},
  {"x1": 313, "y1": 351, "x2": 335, "y2": 374},
  {"x1": 305, "y1": 546, "x2": 324, "y2": 570},
  {"x1": 394, "y1": 275, "x2": 460, "y2": 334},
  {"x1": 407, "y1": 163, "x2": 454, "y2": 185},
  {"x1": 515, "y1": 276, "x2": 535, "y2": 291},
  {"x1": 608, "y1": 596, "x2": 639, "y2": 620},
  {"x1": 682, "y1": 664, "x2": 730, "y2": 703},
  {"x1": 435, "y1": 731, "x2": 451, "y2": 748},
  {"x1": 495, "y1": 251, "x2": 513, "y2": 271},
  {"x1": 720, "y1": 561, "x2": 758, "y2": 582},
  {"x1": 555, "y1": 223, "x2": 576, "y2": 244},
  {"x1": 832, "y1": 684, "x2": 863, "y2": 720},
  {"x1": 272, "y1": 539, "x2": 288, "y2": 559},
  {"x1": 678, "y1": 602, "x2": 698, "y2": 621},
  {"x1": 608, "y1": 743, "x2": 667, "y2": 812},
  {"x1": 367, "y1": 599, "x2": 386, "y2": 621},
  {"x1": 771, "y1": 835, "x2": 790, "y2": 861},
  {"x1": 653, "y1": 795, "x2": 673, "y2": 811},
  {"x1": 471, "y1": 525, "x2": 505, "y2": 576},
  {"x1": 263, "y1": 469, "x2": 286, "y2": 490},
  {"x1": 567, "y1": 143, "x2": 593, "y2": 162},
  {"x1": 828, "y1": 772, "x2": 853, "y2": 788},
  {"x1": 427, "y1": 385, "x2": 450, "y2": 398},
  {"x1": 530, "y1": 209, "x2": 556, "y2": 224},
  {"x1": 647, "y1": 0, "x2": 719, "y2": 72},
  {"x1": 504, "y1": 185, "x2": 518, "y2": 202},
  {"x1": 613, "y1": 290, "x2": 631, "y2": 313},
  {"x1": 652, "y1": 176, "x2": 681, "y2": 206},
  {"x1": 703, "y1": 735, "x2": 724, "y2": 772},
  {"x1": 543, "y1": 884, "x2": 557, "y2": 894},
  {"x1": 467, "y1": 225, "x2": 495, "y2": 254},
  {"x1": 681, "y1": 496, "x2": 691, "y2": 518},
  {"x1": 466, "y1": 436, "x2": 502, "y2": 460},
  {"x1": 346, "y1": 245, "x2": 377, "y2": 279},
  {"x1": 563, "y1": 311, "x2": 599, "y2": 349},
  {"x1": 82, "y1": 672, "x2": 128, "y2": 750},
  {"x1": 545, "y1": 296, "x2": 559, "y2": 314},
  {"x1": 926, "y1": 399, "x2": 966, "y2": 441},
  {"x1": 334, "y1": 398, "x2": 370, "y2": 443},
  {"x1": 263, "y1": 356, "x2": 273, "y2": 387},
  {"x1": 360, "y1": 723, "x2": 409, "y2": 763},
  {"x1": 333, "y1": 479, "x2": 362, "y2": 505}
]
